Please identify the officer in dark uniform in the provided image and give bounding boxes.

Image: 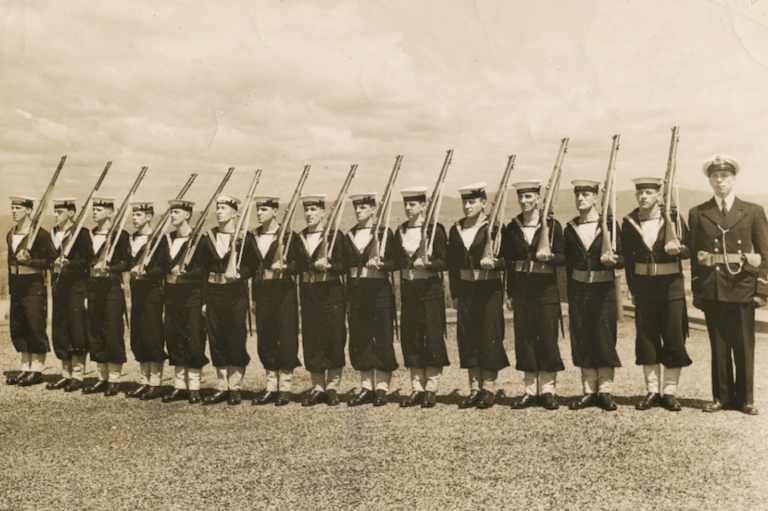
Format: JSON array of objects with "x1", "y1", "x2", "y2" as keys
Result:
[
  {"x1": 447, "y1": 183, "x2": 510, "y2": 410},
  {"x1": 689, "y1": 155, "x2": 768, "y2": 416},
  {"x1": 622, "y1": 177, "x2": 692, "y2": 412},
  {"x1": 6, "y1": 196, "x2": 56, "y2": 387},
  {"x1": 564, "y1": 180, "x2": 624, "y2": 412},
  {"x1": 343, "y1": 192, "x2": 398, "y2": 407},
  {"x1": 504, "y1": 181, "x2": 565, "y2": 411},
  {"x1": 394, "y1": 187, "x2": 449, "y2": 409},
  {"x1": 48, "y1": 198, "x2": 93, "y2": 392},
  {"x1": 249, "y1": 194, "x2": 302, "y2": 407},
  {"x1": 295, "y1": 194, "x2": 346, "y2": 407},
  {"x1": 127, "y1": 201, "x2": 167, "y2": 400},
  {"x1": 84, "y1": 196, "x2": 131, "y2": 397}
]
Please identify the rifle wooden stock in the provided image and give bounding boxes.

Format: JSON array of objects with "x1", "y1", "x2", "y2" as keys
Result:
[
  {"x1": 663, "y1": 126, "x2": 681, "y2": 247},
  {"x1": 420, "y1": 150, "x2": 453, "y2": 263},
  {"x1": 178, "y1": 167, "x2": 235, "y2": 272},
  {"x1": 102, "y1": 166, "x2": 148, "y2": 265},
  {"x1": 600, "y1": 136, "x2": 620, "y2": 258},
  {"x1": 322, "y1": 164, "x2": 357, "y2": 260},
  {"x1": 273, "y1": 165, "x2": 311, "y2": 268},
  {"x1": 236, "y1": 170, "x2": 263, "y2": 270},
  {"x1": 226, "y1": 169, "x2": 262, "y2": 276},
  {"x1": 536, "y1": 139, "x2": 569, "y2": 257},
  {"x1": 22, "y1": 155, "x2": 67, "y2": 252},
  {"x1": 482, "y1": 154, "x2": 516, "y2": 260},
  {"x1": 371, "y1": 155, "x2": 404, "y2": 261},
  {"x1": 63, "y1": 161, "x2": 111, "y2": 258}
]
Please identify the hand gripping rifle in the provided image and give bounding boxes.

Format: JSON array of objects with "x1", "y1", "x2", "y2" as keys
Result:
[
  {"x1": 101, "y1": 166, "x2": 149, "y2": 266},
  {"x1": 225, "y1": 169, "x2": 263, "y2": 279},
  {"x1": 371, "y1": 155, "x2": 404, "y2": 263},
  {"x1": 136, "y1": 173, "x2": 198, "y2": 274},
  {"x1": 419, "y1": 150, "x2": 453, "y2": 265},
  {"x1": 271, "y1": 165, "x2": 311, "y2": 269},
  {"x1": 662, "y1": 126, "x2": 682, "y2": 253},
  {"x1": 482, "y1": 154, "x2": 516, "y2": 261},
  {"x1": 536, "y1": 139, "x2": 568, "y2": 259},
  {"x1": 600, "y1": 135, "x2": 622, "y2": 318},
  {"x1": 177, "y1": 167, "x2": 235, "y2": 273},
  {"x1": 319, "y1": 164, "x2": 357, "y2": 262},
  {"x1": 20, "y1": 155, "x2": 67, "y2": 253},
  {"x1": 63, "y1": 161, "x2": 111, "y2": 258}
]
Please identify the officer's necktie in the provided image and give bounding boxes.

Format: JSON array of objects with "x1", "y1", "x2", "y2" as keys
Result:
[{"x1": 721, "y1": 199, "x2": 729, "y2": 217}]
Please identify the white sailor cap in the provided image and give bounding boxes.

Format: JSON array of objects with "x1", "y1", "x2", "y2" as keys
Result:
[
  {"x1": 702, "y1": 154, "x2": 740, "y2": 177},
  {"x1": 253, "y1": 195, "x2": 280, "y2": 208},
  {"x1": 168, "y1": 199, "x2": 194, "y2": 212},
  {"x1": 130, "y1": 200, "x2": 155, "y2": 213},
  {"x1": 571, "y1": 180, "x2": 601, "y2": 193},
  {"x1": 9, "y1": 196, "x2": 35, "y2": 208},
  {"x1": 217, "y1": 194, "x2": 241, "y2": 211},
  {"x1": 631, "y1": 177, "x2": 663, "y2": 190},
  {"x1": 457, "y1": 182, "x2": 487, "y2": 200},
  {"x1": 511, "y1": 180, "x2": 542, "y2": 194},
  {"x1": 300, "y1": 194, "x2": 327, "y2": 208},
  {"x1": 399, "y1": 186, "x2": 429, "y2": 202},
  {"x1": 53, "y1": 198, "x2": 77, "y2": 210},
  {"x1": 92, "y1": 196, "x2": 116, "y2": 208},
  {"x1": 349, "y1": 193, "x2": 377, "y2": 206}
]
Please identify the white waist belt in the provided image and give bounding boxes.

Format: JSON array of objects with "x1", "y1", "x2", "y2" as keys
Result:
[
  {"x1": 349, "y1": 267, "x2": 388, "y2": 279},
  {"x1": 401, "y1": 269, "x2": 439, "y2": 281},
  {"x1": 459, "y1": 269, "x2": 501, "y2": 281},
  {"x1": 571, "y1": 269, "x2": 614, "y2": 283},
  {"x1": 514, "y1": 260, "x2": 555, "y2": 274},
  {"x1": 633, "y1": 262, "x2": 680, "y2": 276}
]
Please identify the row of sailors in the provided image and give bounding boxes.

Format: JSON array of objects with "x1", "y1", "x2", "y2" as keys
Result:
[{"x1": 6, "y1": 154, "x2": 767, "y2": 414}]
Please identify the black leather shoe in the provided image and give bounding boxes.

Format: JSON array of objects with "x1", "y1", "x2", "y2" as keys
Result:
[
  {"x1": 302, "y1": 390, "x2": 327, "y2": 407},
  {"x1": 162, "y1": 389, "x2": 188, "y2": 403},
  {"x1": 400, "y1": 391, "x2": 424, "y2": 408},
  {"x1": 104, "y1": 382, "x2": 120, "y2": 397},
  {"x1": 540, "y1": 393, "x2": 559, "y2": 410},
  {"x1": 476, "y1": 389, "x2": 496, "y2": 409},
  {"x1": 127, "y1": 385, "x2": 149, "y2": 398},
  {"x1": 46, "y1": 378, "x2": 70, "y2": 391},
  {"x1": 421, "y1": 391, "x2": 437, "y2": 408},
  {"x1": 6, "y1": 372, "x2": 29, "y2": 385},
  {"x1": 203, "y1": 390, "x2": 228, "y2": 405},
  {"x1": 140, "y1": 386, "x2": 162, "y2": 401},
  {"x1": 348, "y1": 389, "x2": 374, "y2": 407},
  {"x1": 227, "y1": 390, "x2": 242, "y2": 406},
  {"x1": 597, "y1": 392, "x2": 617, "y2": 411},
  {"x1": 569, "y1": 393, "x2": 597, "y2": 410},
  {"x1": 275, "y1": 392, "x2": 291, "y2": 406},
  {"x1": 703, "y1": 400, "x2": 726, "y2": 413},
  {"x1": 64, "y1": 379, "x2": 83, "y2": 392},
  {"x1": 635, "y1": 392, "x2": 661, "y2": 411},
  {"x1": 326, "y1": 389, "x2": 340, "y2": 406},
  {"x1": 188, "y1": 390, "x2": 201, "y2": 404},
  {"x1": 741, "y1": 404, "x2": 759, "y2": 416},
  {"x1": 510, "y1": 393, "x2": 538, "y2": 410},
  {"x1": 662, "y1": 394, "x2": 682, "y2": 412},
  {"x1": 373, "y1": 390, "x2": 388, "y2": 407},
  {"x1": 253, "y1": 391, "x2": 278, "y2": 405},
  {"x1": 83, "y1": 380, "x2": 108, "y2": 394},
  {"x1": 19, "y1": 372, "x2": 44, "y2": 386},
  {"x1": 458, "y1": 390, "x2": 481, "y2": 409}
]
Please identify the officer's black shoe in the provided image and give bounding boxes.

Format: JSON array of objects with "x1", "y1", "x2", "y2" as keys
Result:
[
  {"x1": 188, "y1": 390, "x2": 201, "y2": 404},
  {"x1": 421, "y1": 391, "x2": 437, "y2": 409},
  {"x1": 203, "y1": 390, "x2": 228, "y2": 405},
  {"x1": 635, "y1": 392, "x2": 661, "y2": 411},
  {"x1": 373, "y1": 390, "x2": 388, "y2": 407},
  {"x1": 400, "y1": 391, "x2": 424, "y2": 408},
  {"x1": 476, "y1": 389, "x2": 496, "y2": 409},
  {"x1": 64, "y1": 379, "x2": 83, "y2": 392},
  {"x1": 253, "y1": 391, "x2": 278, "y2": 405},
  {"x1": 348, "y1": 389, "x2": 374, "y2": 407},
  {"x1": 227, "y1": 390, "x2": 242, "y2": 406},
  {"x1": 46, "y1": 378, "x2": 70, "y2": 391},
  {"x1": 6, "y1": 372, "x2": 29, "y2": 385},
  {"x1": 510, "y1": 393, "x2": 538, "y2": 410},
  {"x1": 540, "y1": 393, "x2": 560, "y2": 410},
  {"x1": 127, "y1": 385, "x2": 149, "y2": 398},
  {"x1": 458, "y1": 390, "x2": 481, "y2": 409},
  {"x1": 104, "y1": 383, "x2": 120, "y2": 397},
  {"x1": 662, "y1": 394, "x2": 682, "y2": 412},
  {"x1": 162, "y1": 389, "x2": 188, "y2": 403},
  {"x1": 568, "y1": 393, "x2": 597, "y2": 410},
  {"x1": 301, "y1": 390, "x2": 327, "y2": 407},
  {"x1": 83, "y1": 380, "x2": 108, "y2": 394},
  {"x1": 326, "y1": 389, "x2": 340, "y2": 406},
  {"x1": 597, "y1": 392, "x2": 617, "y2": 411},
  {"x1": 140, "y1": 386, "x2": 162, "y2": 401},
  {"x1": 19, "y1": 372, "x2": 44, "y2": 386},
  {"x1": 275, "y1": 392, "x2": 291, "y2": 406},
  {"x1": 703, "y1": 400, "x2": 726, "y2": 413},
  {"x1": 741, "y1": 404, "x2": 759, "y2": 416}
]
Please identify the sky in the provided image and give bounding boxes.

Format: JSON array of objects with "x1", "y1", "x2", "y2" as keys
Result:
[{"x1": 1, "y1": 0, "x2": 768, "y2": 213}]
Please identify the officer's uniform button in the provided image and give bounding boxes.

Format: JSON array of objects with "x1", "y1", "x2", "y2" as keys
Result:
[{"x1": 714, "y1": 248, "x2": 719, "y2": 253}]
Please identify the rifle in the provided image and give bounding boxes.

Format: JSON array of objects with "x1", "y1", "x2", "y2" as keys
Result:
[
  {"x1": 662, "y1": 126, "x2": 682, "y2": 252},
  {"x1": 371, "y1": 155, "x2": 404, "y2": 262},
  {"x1": 600, "y1": 135, "x2": 622, "y2": 318},
  {"x1": 482, "y1": 154, "x2": 516, "y2": 260},
  {"x1": 20, "y1": 155, "x2": 66, "y2": 252},
  {"x1": 225, "y1": 169, "x2": 263, "y2": 279},
  {"x1": 536, "y1": 139, "x2": 568, "y2": 259},
  {"x1": 236, "y1": 170, "x2": 264, "y2": 271},
  {"x1": 63, "y1": 161, "x2": 111, "y2": 258},
  {"x1": 100, "y1": 166, "x2": 149, "y2": 266},
  {"x1": 271, "y1": 165, "x2": 311, "y2": 268},
  {"x1": 136, "y1": 173, "x2": 198, "y2": 274},
  {"x1": 320, "y1": 164, "x2": 357, "y2": 262},
  {"x1": 419, "y1": 150, "x2": 453, "y2": 264},
  {"x1": 177, "y1": 167, "x2": 235, "y2": 273}
]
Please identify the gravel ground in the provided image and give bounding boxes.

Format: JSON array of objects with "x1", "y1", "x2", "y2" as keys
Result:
[{"x1": 1, "y1": 318, "x2": 767, "y2": 511}]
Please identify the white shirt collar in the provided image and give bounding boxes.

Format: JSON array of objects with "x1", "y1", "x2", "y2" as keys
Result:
[{"x1": 714, "y1": 192, "x2": 735, "y2": 210}]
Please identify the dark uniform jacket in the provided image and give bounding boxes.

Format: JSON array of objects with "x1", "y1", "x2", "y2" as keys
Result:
[
  {"x1": 7, "y1": 227, "x2": 57, "y2": 295},
  {"x1": 392, "y1": 222, "x2": 448, "y2": 273},
  {"x1": 447, "y1": 219, "x2": 506, "y2": 299},
  {"x1": 295, "y1": 228, "x2": 345, "y2": 276},
  {"x1": 51, "y1": 227, "x2": 93, "y2": 295},
  {"x1": 91, "y1": 228, "x2": 131, "y2": 275},
  {"x1": 563, "y1": 217, "x2": 624, "y2": 298}
]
